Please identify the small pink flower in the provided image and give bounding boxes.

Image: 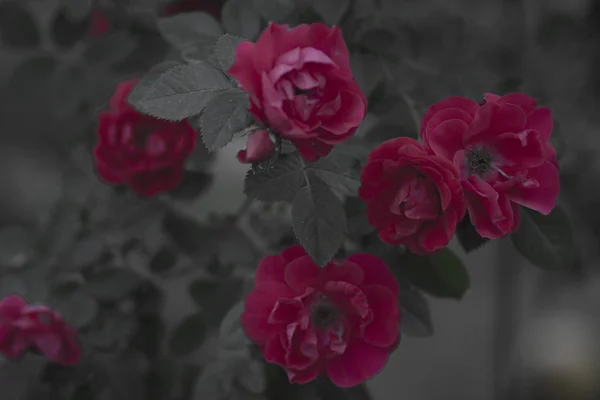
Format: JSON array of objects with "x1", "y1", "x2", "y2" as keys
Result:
[
  {"x1": 237, "y1": 129, "x2": 276, "y2": 163},
  {"x1": 93, "y1": 80, "x2": 197, "y2": 197},
  {"x1": 228, "y1": 22, "x2": 367, "y2": 162},
  {"x1": 0, "y1": 296, "x2": 80, "y2": 365},
  {"x1": 420, "y1": 93, "x2": 560, "y2": 238},
  {"x1": 242, "y1": 246, "x2": 400, "y2": 387}
]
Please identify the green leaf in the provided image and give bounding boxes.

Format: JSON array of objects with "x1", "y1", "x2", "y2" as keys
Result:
[
  {"x1": 85, "y1": 268, "x2": 145, "y2": 301},
  {"x1": 399, "y1": 286, "x2": 434, "y2": 338},
  {"x1": 244, "y1": 153, "x2": 305, "y2": 202},
  {"x1": 157, "y1": 12, "x2": 223, "y2": 49},
  {"x1": 131, "y1": 62, "x2": 233, "y2": 121},
  {"x1": 127, "y1": 61, "x2": 181, "y2": 106},
  {"x1": 62, "y1": 0, "x2": 92, "y2": 21},
  {"x1": 292, "y1": 176, "x2": 346, "y2": 266},
  {"x1": 0, "y1": 1, "x2": 41, "y2": 48},
  {"x1": 404, "y1": 248, "x2": 470, "y2": 299},
  {"x1": 222, "y1": 0, "x2": 261, "y2": 40},
  {"x1": 311, "y1": 0, "x2": 350, "y2": 26},
  {"x1": 455, "y1": 216, "x2": 489, "y2": 253},
  {"x1": 169, "y1": 312, "x2": 207, "y2": 356},
  {"x1": 252, "y1": 0, "x2": 295, "y2": 22},
  {"x1": 214, "y1": 34, "x2": 245, "y2": 72},
  {"x1": 200, "y1": 88, "x2": 251, "y2": 151},
  {"x1": 510, "y1": 206, "x2": 575, "y2": 270}
]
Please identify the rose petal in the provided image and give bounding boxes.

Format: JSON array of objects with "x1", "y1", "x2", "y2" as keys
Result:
[
  {"x1": 284, "y1": 256, "x2": 321, "y2": 293},
  {"x1": 347, "y1": 254, "x2": 399, "y2": 298},
  {"x1": 325, "y1": 339, "x2": 391, "y2": 387},
  {"x1": 362, "y1": 285, "x2": 400, "y2": 348}
]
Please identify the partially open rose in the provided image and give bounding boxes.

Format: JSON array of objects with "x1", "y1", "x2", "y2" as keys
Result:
[{"x1": 228, "y1": 22, "x2": 367, "y2": 162}]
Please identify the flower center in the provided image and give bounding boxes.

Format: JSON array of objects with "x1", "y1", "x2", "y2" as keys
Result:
[
  {"x1": 467, "y1": 147, "x2": 493, "y2": 176},
  {"x1": 310, "y1": 298, "x2": 339, "y2": 330}
]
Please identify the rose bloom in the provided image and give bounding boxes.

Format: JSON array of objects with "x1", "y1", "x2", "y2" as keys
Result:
[
  {"x1": 242, "y1": 245, "x2": 400, "y2": 388},
  {"x1": 420, "y1": 93, "x2": 560, "y2": 238},
  {"x1": 358, "y1": 137, "x2": 466, "y2": 254},
  {"x1": 0, "y1": 295, "x2": 80, "y2": 365},
  {"x1": 228, "y1": 22, "x2": 367, "y2": 162},
  {"x1": 93, "y1": 80, "x2": 197, "y2": 197}
]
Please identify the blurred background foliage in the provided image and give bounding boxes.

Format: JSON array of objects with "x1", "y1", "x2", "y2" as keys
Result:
[{"x1": 1, "y1": 0, "x2": 600, "y2": 399}]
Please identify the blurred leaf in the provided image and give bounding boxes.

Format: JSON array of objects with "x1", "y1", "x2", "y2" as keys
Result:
[
  {"x1": 200, "y1": 88, "x2": 251, "y2": 151},
  {"x1": 244, "y1": 153, "x2": 305, "y2": 202},
  {"x1": 219, "y1": 301, "x2": 245, "y2": 340},
  {"x1": 510, "y1": 206, "x2": 575, "y2": 270},
  {"x1": 39, "y1": 201, "x2": 82, "y2": 258},
  {"x1": 169, "y1": 312, "x2": 207, "y2": 356},
  {"x1": 51, "y1": 7, "x2": 89, "y2": 48},
  {"x1": 62, "y1": 0, "x2": 93, "y2": 21},
  {"x1": 0, "y1": 225, "x2": 35, "y2": 269},
  {"x1": 189, "y1": 277, "x2": 245, "y2": 326},
  {"x1": 345, "y1": 197, "x2": 374, "y2": 238},
  {"x1": 318, "y1": 380, "x2": 372, "y2": 399},
  {"x1": 51, "y1": 64, "x2": 87, "y2": 118},
  {"x1": 399, "y1": 285, "x2": 434, "y2": 338},
  {"x1": 404, "y1": 248, "x2": 470, "y2": 299},
  {"x1": 311, "y1": 0, "x2": 350, "y2": 26},
  {"x1": 292, "y1": 177, "x2": 346, "y2": 266},
  {"x1": 0, "y1": 1, "x2": 40, "y2": 48},
  {"x1": 87, "y1": 311, "x2": 138, "y2": 350},
  {"x1": 237, "y1": 359, "x2": 266, "y2": 394},
  {"x1": 357, "y1": 29, "x2": 398, "y2": 58},
  {"x1": 222, "y1": 0, "x2": 261, "y2": 40},
  {"x1": 128, "y1": 61, "x2": 181, "y2": 106},
  {"x1": 50, "y1": 289, "x2": 98, "y2": 329},
  {"x1": 351, "y1": 53, "x2": 382, "y2": 99},
  {"x1": 157, "y1": 12, "x2": 223, "y2": 49},
  {"x1": 162, "y1": 212, "x2": 227, "y2": 263},
  {"x1": 85, "y1": 268, "x2": 145, "y2": 301},
  {"x1": 130, "y1": 62, "x2": 233, "y2": 121},
  {"x1": 5, "y1": 56, "x2": 57, "y2": 109},
  {"x1": 70, "y1": 235, "x2": 106, "y2": 267},
  {"x1": 83, "y1": 31, "x2": 138, "y2": 68},
  {"x1": 149, "y1": 247, "x2": 177, "y2": 273},
  {"x1": 193, "y1": 353, "x2": 247, "y2": 400},
  {"x1": 455, "y1": 215, "x2": 489, "y2": 253},
  {"x1": 213, "y1": 34, "x2": 245, "y2": 72},
  {"x1": 181, "y1": 36, "x2": 219, "y2": 63},
  {"x1": 491, "y1": 76, "x2": 523, "y2": 95},
  {"x1": 551, "y1": 119, "x2": 566, "y2": 162},
  {"x1": 252, "y1": 0, "x2": 295, "y2": 22},
  {"x1": 188, "y1": 280, "x2": 218, "y2": 305},
  {"x1": 168, "y1": 171, "x2": 213, "y2": 201}
]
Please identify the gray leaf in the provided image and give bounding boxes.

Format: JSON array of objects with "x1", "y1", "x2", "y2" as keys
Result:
[
  {"x1": 214, "y1": 34, "x2": 245, "y2": 72},
  {"x1": 292, "y1": 177, "x2": 346, "y2": 266},
  {"x1": 200, "y1": 88, "x2": 250, "y2": 151},
  {"x1": 158, "y1": 12, "x2": 223, "y2": 50},
  {"x1": 133, "y1": 62, "x2": 234, "y2": 121},
  {"x1": 222, "y1": 0, "x2": 261, "y2": 40},
  {"x1": 244, "y1": 153, "x2": 305, "y2": 203}
]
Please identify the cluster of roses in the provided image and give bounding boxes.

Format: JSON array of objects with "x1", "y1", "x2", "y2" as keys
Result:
[{"x1": 0, "y1": 20, "x2": 560, "y2": 389}]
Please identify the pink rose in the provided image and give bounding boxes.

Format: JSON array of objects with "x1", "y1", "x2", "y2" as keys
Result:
[
  {"x1": 0, "y1": 296, "x2": 80, "y2": 365},
  {"x1": 228, "y1": 22, "x2": 367, "y2": 162},
  {"x1": 242, "y1": 245, "x2": 400, "y2": 388},
  {"x1": 237, "y1": 129, "x2": 277, "y2": 163},
  {"x1": 359, "y1": 137, "x2": 466, "y2": 254},
  {"x1": 420, "y1": 93, "x2": 560, "y2": 238},
  {"x1": 93, "y1": 80, "x2": 197, "y2": 197}
]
